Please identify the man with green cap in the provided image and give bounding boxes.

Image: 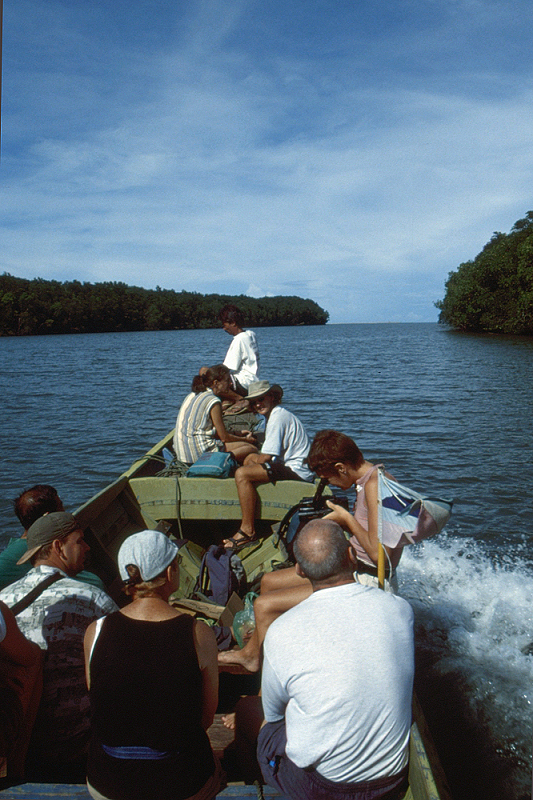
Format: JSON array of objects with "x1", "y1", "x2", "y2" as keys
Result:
[{"x1": 0, "y1": 512, "x2": 117, "y2": 778}]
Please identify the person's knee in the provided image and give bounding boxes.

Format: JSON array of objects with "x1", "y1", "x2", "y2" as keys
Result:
[
  {"x1": 234, "y1": 466, "x2": 250, "y2": 487},
  {"x1": 235, "y1": 464, "x2": 260, "y2": 486},
  {"x1": 254, "y1": 594, "x2": 269, "y2": 618},
  {"x1": 260, "y1": 571, "x2": 280, "y2": 594}
]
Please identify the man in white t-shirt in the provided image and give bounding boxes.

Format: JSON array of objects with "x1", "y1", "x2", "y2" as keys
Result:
[
  {"x1": 223, "y1": 380, "x2": 313, "y2": 550},
  {"x1": 219, "y1": 304, "x2": 260, "y2": 393},
  {"x1": 233, "y1": 519, "x2": 414, "y2": 800}
]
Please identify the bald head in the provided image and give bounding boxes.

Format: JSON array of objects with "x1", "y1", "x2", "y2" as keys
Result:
[{"x1": 293, "y1": 519, "x2": 354, "y2": 586}]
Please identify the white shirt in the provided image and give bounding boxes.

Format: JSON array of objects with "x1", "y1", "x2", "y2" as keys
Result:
[
  {"x1": 223, "y1": 330, "x2": 260, "y2": 388},
  {"x1": 262, "y1": 582, "x2": 414, "y2": 783},
  {"x1": 262, "y1": 405, "x2": 313, "y2": 481}
]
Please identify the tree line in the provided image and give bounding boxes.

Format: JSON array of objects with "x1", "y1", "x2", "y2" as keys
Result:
[
  {"x1": 0, "y1": 274, "x2": 329, "y2": 336},
  {"x1": 436, "y1": 212, "x2": 533, "y2": 334}
]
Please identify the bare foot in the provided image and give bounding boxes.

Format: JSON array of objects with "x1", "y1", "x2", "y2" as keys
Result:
[
  {"x1": 222, "y1": 713, "x2": 236, "y2": 730},
  {"x1": 218, "y1": 646, "x2": 261, "y2": 673}
]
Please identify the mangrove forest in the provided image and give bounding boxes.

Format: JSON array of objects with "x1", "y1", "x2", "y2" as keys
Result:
[
  {"x1": 0, "y1": 274, "x2": 329, "y2": 336},
  {"x1": 436, "y1": 211, "x2": 533, "y2": 334}
]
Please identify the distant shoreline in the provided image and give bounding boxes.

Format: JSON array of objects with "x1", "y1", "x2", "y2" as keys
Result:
[{"x1": 0, "y1": 273, "x2": 328, "y2": 336}]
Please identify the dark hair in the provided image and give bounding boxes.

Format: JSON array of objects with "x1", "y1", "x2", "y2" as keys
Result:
[
  {"x1": 14, "y1": 485, "x2": 63, "y2": 530},
  {"x1": 122, "y1": 555, "x2": 179, "y2": 598},
  {"x1": 191, "y1": 374, "x2": 205, "y2": 393},
  {"x1": 293, "y1": 519, "x2": 351, "y2": 582},
  {"x1": 308, "y1": 430, "x2": 364, "y2": 476},
  {"x1": 191, "y1": 364, "x2": 231, "y2": 394},
  {"x1": 218, "y1": 304, "x2": 244, "y2": 327}
]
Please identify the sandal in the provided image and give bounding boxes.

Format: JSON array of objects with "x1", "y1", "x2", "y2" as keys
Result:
[{"x1": 223, "y1": 530, "x2": 258, "y2": 551}]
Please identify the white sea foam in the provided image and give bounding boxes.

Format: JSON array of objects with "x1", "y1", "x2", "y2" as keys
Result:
[{"x1": 398, "y1": 534, "x2": 533, "y2": 797}]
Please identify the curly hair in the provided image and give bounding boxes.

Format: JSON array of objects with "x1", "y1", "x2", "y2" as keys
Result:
[{"x1": 308, "y1": 430, "x2": 364, "y2": 475}]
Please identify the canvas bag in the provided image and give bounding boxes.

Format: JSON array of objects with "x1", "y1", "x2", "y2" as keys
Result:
[
  {"x1": 237, "y1": 531, "x2": 292, "y2": 587},
  {"x1": 185, "y1": 451, "x2": 237, "y2": 478},
  {"x1": 170, "y1": 540, "x2": 205, "y2": 600},
  {"x1": 196, "y1": 544, "x2": 246, "y2": 606},
  {"x1": 377, "y1": 466, "x2": 453, "y2": 547}
]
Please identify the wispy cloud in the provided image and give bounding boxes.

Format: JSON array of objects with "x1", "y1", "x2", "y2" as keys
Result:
[{"x1": 2, "y1": 0, "x2": 533, "y2": 322}]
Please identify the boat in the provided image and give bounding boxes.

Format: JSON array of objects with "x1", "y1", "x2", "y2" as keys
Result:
[{"x1": 0, "y1": 430, "x2": 453, "y2": 800}]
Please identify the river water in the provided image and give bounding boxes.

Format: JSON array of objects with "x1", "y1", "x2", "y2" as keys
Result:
[{"x1": 1, "y1": 323, "x2": 532, "y2": 799}]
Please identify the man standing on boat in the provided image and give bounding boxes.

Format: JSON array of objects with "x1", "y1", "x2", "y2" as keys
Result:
[
  {"x1": 242, "y1": 518, "x2": 414, "y2": 800},
  {"x1": 0, "y1": 512, "x2": 117, "y2": 779},
  {"x1": 219, "y1": 304, "x2": 260, "y2": 395}
]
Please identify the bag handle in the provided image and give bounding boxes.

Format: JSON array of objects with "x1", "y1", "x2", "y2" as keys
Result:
[{"x1": 10, "y1": 572, "x2": 64, "y2": 616}]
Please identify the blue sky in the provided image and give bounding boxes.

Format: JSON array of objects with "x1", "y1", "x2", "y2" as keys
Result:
[{"x1": 2, "y1": 0, "x2": 533, "y2": 323}]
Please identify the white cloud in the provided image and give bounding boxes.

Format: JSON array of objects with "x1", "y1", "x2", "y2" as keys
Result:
[{"x1": 2, "y1": 0, "x2": 533, "y2": 322}]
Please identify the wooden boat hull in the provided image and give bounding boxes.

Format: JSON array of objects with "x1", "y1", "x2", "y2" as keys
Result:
[
  {"x1": 74, "y1": 430, "x2": 325, "y2": 577},
  {"x1": 0, "y1": 432, "x2": 452, "y2": 800}
]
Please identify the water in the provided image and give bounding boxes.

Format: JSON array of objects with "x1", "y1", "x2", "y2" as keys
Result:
[{"x1": 1, "y1": 323, "x2": 532, "y2": 799}]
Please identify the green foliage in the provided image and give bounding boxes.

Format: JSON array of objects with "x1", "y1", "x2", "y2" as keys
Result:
[
  {"x1": 0, "y1": 275, "x2": 329, "y2": 336},
  {"x1": 436, "y1": 212, "x2": 533, "y2": 334}
]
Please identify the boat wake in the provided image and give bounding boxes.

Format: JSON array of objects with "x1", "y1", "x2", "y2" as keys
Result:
[{"x1": 398, "y1": 535, "x2": 532, "y2": 800}]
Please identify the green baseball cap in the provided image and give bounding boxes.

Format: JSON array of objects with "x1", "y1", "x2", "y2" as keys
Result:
[{"x1": 17, "y1": 511, "x2": 82, "y2": 565}]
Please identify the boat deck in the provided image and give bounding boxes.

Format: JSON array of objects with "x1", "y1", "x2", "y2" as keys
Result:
[
  {"x1": 0, "y1": 709, "x2": 443, "y2": 800},
  {"x1": 0, "y1": 785, "x2": 287, "y2": 798}
]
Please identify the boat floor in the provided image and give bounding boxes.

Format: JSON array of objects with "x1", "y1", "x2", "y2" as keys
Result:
[
  {"x1": 0, "y1": 784, "x2": 288, "y2": 798},
  {"x1": 0, "y1": 714, "x2": 289, "y2": 799}
]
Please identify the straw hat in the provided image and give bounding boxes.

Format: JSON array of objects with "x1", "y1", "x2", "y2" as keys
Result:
[{"x1": 246, "y1": 380, "x2": 283, "y2": 401}]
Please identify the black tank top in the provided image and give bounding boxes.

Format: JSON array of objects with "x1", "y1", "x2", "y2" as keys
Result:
[{"x1": 87, "y1": 611, "x2": 215, "y2": 800}]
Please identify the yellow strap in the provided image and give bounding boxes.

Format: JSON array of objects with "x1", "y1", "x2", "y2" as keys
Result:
[{"x1": 377, "y1": 542, "x2": 386, "y2": 590}]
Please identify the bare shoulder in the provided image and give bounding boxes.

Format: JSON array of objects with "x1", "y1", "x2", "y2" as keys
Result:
[
  {"x1": 194, "y1": 618, "x2": 217, "y2": 645},
  {"x1": 84, "y1": 619, "x2": 98, "y2": 648},
  {"x1": 193, "y1": 619, "x2": 217, "y2": 666}
]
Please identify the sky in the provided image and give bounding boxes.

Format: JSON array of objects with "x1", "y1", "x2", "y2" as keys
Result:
[{"x1": 2, "y1": 0, "x2": 533, "y2": 324}]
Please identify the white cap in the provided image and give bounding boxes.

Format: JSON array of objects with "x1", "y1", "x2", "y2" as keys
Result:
[{"x1": 118, "y1": 530, "x2": 179, "y2": 583}]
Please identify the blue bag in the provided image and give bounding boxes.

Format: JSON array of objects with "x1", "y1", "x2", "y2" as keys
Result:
[
  {"x1": 196, "y1": 544, "x2": 246, "y2": 606},
  {"x1": 186, "y1": 451, "x2": 237, "y2": 478}
]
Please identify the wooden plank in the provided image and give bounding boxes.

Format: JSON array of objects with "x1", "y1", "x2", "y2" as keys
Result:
[
  {"x1": 410, "y1": 696, "x2": 453, "y2": 800},
  {"x1": 74, "y1": 477, "x2": 129, "y2": 530},
  {"x1": 208, "y1": 713, "x2": 235, "y2": 759},
  {"x1": 0, "y1": 784, "x2": 287, "y2": 799},
  {"x1": 129, "y1": 476, "x2": 327, "y2": 523},
  {"x1": 122, "y1": 431, "x2": 176, "y2": 479},
  {"x1": 0, "y1": 786, "x2": 92, "y2": 798}
]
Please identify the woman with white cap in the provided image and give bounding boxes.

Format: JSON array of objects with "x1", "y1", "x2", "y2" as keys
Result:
[{"x1": 83, "y1": 530, "x2": 224, "y2": 800}]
